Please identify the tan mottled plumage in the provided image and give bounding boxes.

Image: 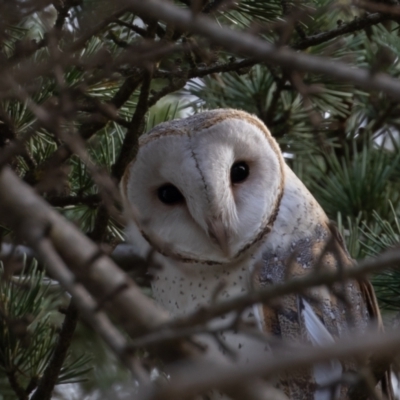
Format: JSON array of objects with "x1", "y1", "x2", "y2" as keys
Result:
[{"x1": 122, "y1": 109, "x2": 390, "y2": 400}]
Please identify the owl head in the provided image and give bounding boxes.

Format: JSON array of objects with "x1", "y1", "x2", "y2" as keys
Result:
[{"x1": 122, "y1": 109, "x2": 285, "y2": 264}]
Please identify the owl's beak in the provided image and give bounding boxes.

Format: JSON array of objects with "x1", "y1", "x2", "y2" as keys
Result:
[{"x1": 207, "y1": 218, "x2": 231, "y2": 258}]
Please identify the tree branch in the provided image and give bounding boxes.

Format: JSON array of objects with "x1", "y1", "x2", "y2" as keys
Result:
[
  {"x1": 31, "y1": 302, "x2": 79, "y2": 400},
  {"x1": 0, "y1": 167, "x2": 287, "y2": 400},
  {"x1": 143, "y1": 327, "x2": 400, "y2": 400},
  {"x1": 24, "y1": 73, "x2": 144, "y2": 185},
  {"x1": 47, "y1": 194, "x2": 101, "y2": 207},
  {"x1": 6, "y1": 370, "x2": 27, "y2": 400},
  {"x1": 293, "y1": 13, "x2": 391, "y2": 50},
  {"x1": 153, "y1": 57, "x2": 257, "y2": 80},
  {"x1": 124, "y1": 0, "x2": 400, "y2": 100},
  {"x1": 112, "y1": 69, "x2": 153, "y2": 181},
  {"x1": 0, "y1": 166, "x2": 168, "y2": 339},
  {"x1": 147, "y1": 77, "x2": 188, "y2": 108},
  {"x1": 155, "y1": 245, "x2": 400, "y2": 331},
  {"x1": 88, "y1": 69, "x2": 153, "y2": 242}
]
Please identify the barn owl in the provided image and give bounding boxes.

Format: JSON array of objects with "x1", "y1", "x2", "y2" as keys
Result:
[{"x1": 122, "y1": 109, "x2": 390, "y2": 400}]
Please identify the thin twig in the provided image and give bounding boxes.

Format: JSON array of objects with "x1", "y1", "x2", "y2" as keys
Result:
[
  {"x1": 31, "y1": 302, "x2": 79, "y2": 400},
  {"x1": 293, "y1": 13, "x2": 390, "y2": 50},
  {"x1": 6, "y1": 370, "x2": 27, "y2": 400},
  {"x1": 112, "y1": 68, "x2": 153, "y2": 181},
  {"x1": 24, "y1": 73, "x2": 144, "y2": 185},
  {"x1": 47, "y1": 194, "x2": 101, "y2": 208}
]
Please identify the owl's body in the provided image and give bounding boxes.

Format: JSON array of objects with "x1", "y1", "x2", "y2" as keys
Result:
[{"x1": 122, "y1": 109, "x2": 385, "y2": 400}]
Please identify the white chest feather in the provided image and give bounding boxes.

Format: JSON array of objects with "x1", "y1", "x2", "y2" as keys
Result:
[
  {"x1": 152, "y1": 258, "x2": 251, "y2": 315},
  {"x1": 151, "y1": 253, "x2": 272, "y2": 370}
]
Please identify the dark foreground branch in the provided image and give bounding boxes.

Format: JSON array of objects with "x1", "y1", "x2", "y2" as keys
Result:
[
  {"x1": 125, "y1": 0, "x2": 400, "y2": 100},
  {"x1": 0, "y1": 166, "x2": 169, "y2": 338},
  {"x1": 144, "y1": 328, "x2": 400, "y2": 400},
  {"x1": 159, "y1": 247, "x2": 400, "y2": 330},
  {"x1": 0, "y1": 167, "x2": 290, "y2": 400},
  {"x1": 31, "y1": 302, "x2": 79, "y2": 400}
]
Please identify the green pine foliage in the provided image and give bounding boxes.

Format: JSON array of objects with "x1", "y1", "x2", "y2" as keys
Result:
[{"x1": 0, "y1": 261, "x2": 90, "y2": 399}]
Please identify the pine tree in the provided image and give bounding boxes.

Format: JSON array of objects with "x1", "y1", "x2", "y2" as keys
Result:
[{"x1": 0, "y1": 0, "x2": 400, "y2": 398}]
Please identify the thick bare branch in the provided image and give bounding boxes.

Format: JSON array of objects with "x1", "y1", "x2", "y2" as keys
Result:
[
  {"x1": 144, "y1": 328, "x2": 400, "y2": 400},
  {"x1": 0, "y1": 150, "x2": 300, "y2": 400},
  {"x1": 33, "y1": 237, "x2": 143, "y2": 376},
  {"x1": 124, "y1": 0, "x2": 400, "y2": 100},
  {"x1": 0, "y1": 165, "x2": 284, "y2": 400},
  {"x1": 0, "y1": 166, "x2": 168, "y2": 335}
]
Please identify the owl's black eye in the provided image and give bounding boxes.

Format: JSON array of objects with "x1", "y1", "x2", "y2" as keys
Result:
[
  {"x1": 230, "y1": 161, "x2": 249, "y2": 184},
  {"x1": 157, "y1": 184, "x2": 184, "y2": 205}
]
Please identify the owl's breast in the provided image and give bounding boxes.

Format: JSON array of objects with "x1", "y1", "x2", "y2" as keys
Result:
[{"x1": 151, "y1": 255, "x2": 275, "y2": 373}]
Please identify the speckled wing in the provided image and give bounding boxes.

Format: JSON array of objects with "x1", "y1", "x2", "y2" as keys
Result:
[{"x1": 254, "y1": 221, "x2": 384, "y2": 400}]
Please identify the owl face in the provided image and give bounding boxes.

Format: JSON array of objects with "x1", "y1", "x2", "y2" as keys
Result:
[{"x1": 123, "y1": 110, "x2": 284, "y2": 264}]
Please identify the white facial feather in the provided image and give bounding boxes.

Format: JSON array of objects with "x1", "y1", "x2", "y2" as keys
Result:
[{"x1": 124, "y1": 114, "x2": 283, "y2": 263}]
